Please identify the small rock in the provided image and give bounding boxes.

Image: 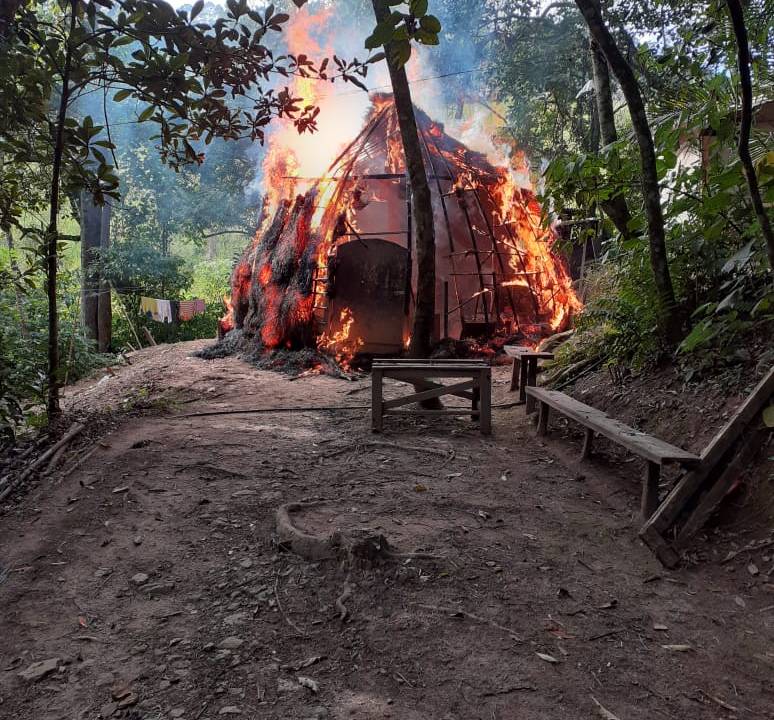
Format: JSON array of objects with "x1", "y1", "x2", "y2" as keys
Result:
[
  {"x1": 170, "y1": 709, "x2": 185, "y2": 718},
  {"x1": 277, "y1": 678, "x2": 301, "y2": 695},
  {"x1": 218, "y1": 637, "x2": 244, "y2": 650},
  {"x1": 116, "y1": 692, "x2": 138, "y2": 709},
  {"x1": 309, "y1": 706, "x2": 329, "y2": 719},
  {"x1": 18, "y1": 658, "x2": 60, "y2": 682},
  {"x1": 99, "y1": 702, "x2": 117, "y2": 718},
  {"x1": 239, "y1": 559, "x2": 253, "y2": 570},
  {"x1": 146, "y1": 582, "x2": 175, "y2": 596},
  {"x1": 133, "y1": 536, "x2": 143, "y2": 546},
  {"x1": 218, "y1": 707, "x2": 242, "y2": 715},
  {"x1": 130, "y1": 573, "x2": 149, "y2": 586}
]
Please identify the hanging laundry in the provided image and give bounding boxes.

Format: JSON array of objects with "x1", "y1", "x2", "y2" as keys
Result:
[
  {"x1": 179, "y1": 300, "x2": 196, "y2": 321},
  {"x1": 157, "y1": 299, "x2": 173, "y2": 323},
  {"x1": 140, "y1": 296, "x2": 158, "y2": 321},
  {"x1": 193, "y1": 298, "x2": 206, "y2": 315}
]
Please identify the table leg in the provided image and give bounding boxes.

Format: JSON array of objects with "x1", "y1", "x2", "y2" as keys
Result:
[
  {"x1": 510, "y1": 357, "x2": 520, "y2": 393},
  {"x1": 641, "y1": 462, "x2": 661, "y2": 520},
  {"x1": 371, "y1": 368, "x2": 383, "y2": 432},
  {"x1": 518, "y1": 358, "x2": 528, "y2": 404},
  {"x1": 525, "y1": 359, "x2": 538, "y2": 414},
  {"x1": 479, "y1": 368, "x2": 492, "y2": 435}
]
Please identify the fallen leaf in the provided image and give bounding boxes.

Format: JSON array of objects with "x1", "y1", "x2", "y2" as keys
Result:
[
  {"x1": 652, "y1": 623, "x2": 668, "y2": 631},
  {"x1": 734, "y1": 596, "x2": 747, "y2": 608},
  {"x1": 591, "y1": 695, "x2": 621, "y2": 720},
  {"x1": 536, "y1": 652, "x2": 559, "y2": 664},
  {"x1": 414, "y1": 484, "x2": 427, "y2": 493},
  {"x1": 661, "y1": 644, "x2": 692, "y2": 652},
  {"x1": 297, "y1": 676, "x2": 319, "y2": 693},
  {"x1": 748, "y1": 563, "x2": 759, "y2": 576}
]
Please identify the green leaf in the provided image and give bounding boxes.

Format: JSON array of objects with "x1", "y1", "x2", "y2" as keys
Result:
[
  {"x1": 763, "y1": 406, "x2": 774, "y2": 428},
  {"x1": 390, "y1": 39, "x2": 411, "y2": 67},
  {"x1": 414, "y1": 29, "x2": 439, "y2": 45},
  {"x1": 420, "y1": 14, "x2": 441, "y2": 33},
  {"x1": 410, "y1": 0, "x2": 428, "y2": 17},
  {"x1": 190, "y1": 0, "x2": 204, "y2": 19},
  {"x1": 113, "y1": 89, "x2": 132, "y2": 102},
  {"x1": 137, "y1": 105, "x2": 155, "y2": 122}
]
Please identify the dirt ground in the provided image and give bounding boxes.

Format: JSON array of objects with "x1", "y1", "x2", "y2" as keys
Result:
[{"x1": 1, "y1": 341, "x2": 773, "y2": 720}]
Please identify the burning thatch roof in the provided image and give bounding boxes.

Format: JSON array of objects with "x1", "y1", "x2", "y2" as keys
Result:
[{"x1": 221, "y1": 94, "x2": 580, "y2": 360}]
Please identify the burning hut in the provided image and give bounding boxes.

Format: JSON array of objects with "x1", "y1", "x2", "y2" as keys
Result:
[{"x1": 221, "y1": 93, "x2": 581, "y2": 361}]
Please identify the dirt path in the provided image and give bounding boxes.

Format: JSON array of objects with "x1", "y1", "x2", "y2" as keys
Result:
[{"x1": 1, "y1": 342, "x2": 772, "y2": 720}]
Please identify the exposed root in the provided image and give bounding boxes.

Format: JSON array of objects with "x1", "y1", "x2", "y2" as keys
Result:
[
  {"x1": 415, "y1": 603, "x2": 522, "y2": 641},
  {"x1": 274, "y1": 571, "x2": 308, "y2": 637},
  {"x1": 276, "y1": 502, "x2": 444, "y2": 564}
]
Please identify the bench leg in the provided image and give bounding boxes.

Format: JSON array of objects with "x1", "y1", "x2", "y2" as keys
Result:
[
  {"x1": 525, "y1": 359, "x2": 538, "y2": 414},
  {"x1": 510, "y1": 357, "x2": 520, "y2": 393},
  {"x1": 518, "y1": 358, "x2": 529, "y2": 404},
  {"x1": 641, "y1": 462, "x2": 661, "y2": 520},
  {"x1": 536, "y1": 401, "x2": 549, "y2": 436},
  {"x1": 581, "y1": 428, "x2": 594, "y2": 459},
  {"x1": 371, "y1": 368, "x2": 384, "y2": 433},
  {"x1": 471, "y1": 384, "x2": 480, "y2": 421},
  {"x1": 479, "y1": 368, "x2": 492, "y2": 435}
]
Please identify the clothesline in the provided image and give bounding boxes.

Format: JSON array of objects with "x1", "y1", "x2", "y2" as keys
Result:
[{"x1": 140, "y1": 296, "x2": 206, "y2": 324}]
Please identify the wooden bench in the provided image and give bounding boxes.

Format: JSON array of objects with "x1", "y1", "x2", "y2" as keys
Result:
[
  {"x1": 504, "y1": 345, "x2": 555, "y2": 412},
  {"x1": 526, "y1": 386, "x2": 700, "y2": 519},
  {"x1": 372, "y1": 359, "x2": 492, "y2": 435}
]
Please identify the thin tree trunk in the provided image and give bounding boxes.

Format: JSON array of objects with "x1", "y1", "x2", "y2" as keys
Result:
[
  {"x1": 80, "y1": 190, "x2": 101, "y2": 343},
  {"x1": 45, "y1": 0, "x2": 77, "y2": 417},
  {"x1": 371, "y1": 0, "x2": 436, "y2": 358},
  {"x1": 725, "y1": 0, "x2": 774, "y2": 271},
  {"x1": 97, "y1": 200, "x2": 112, "y2": 352},
  {"x1": 575, "y1": 0, "x2": 680, "y2": 342},
  {"x1": 589, "y1": 34, "x2": 633, "y2": 240}
]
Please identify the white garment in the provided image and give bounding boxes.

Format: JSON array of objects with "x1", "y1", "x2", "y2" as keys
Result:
[{"x1": 157, "y1": 299, "x2": 173, "y2": 323}]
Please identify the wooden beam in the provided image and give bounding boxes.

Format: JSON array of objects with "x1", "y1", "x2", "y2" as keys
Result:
[
  {"x1": 642, "y1": 364, "x2": 774, "y2": 535},
  {"x1": 382, "y1": 379, "x2": 475, "y2": 410}
]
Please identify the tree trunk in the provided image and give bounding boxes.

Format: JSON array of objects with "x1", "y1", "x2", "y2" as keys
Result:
[
  {"x1": 725, "y1": 0, "x2": 774, "y2": 271},
  {"x1": 80, "y1": 190, "x2": 101, "y2": 343},
  {"x1": 576, "y1": 0, "x2": 680, "y2": 342},
  {"x1": 371, "y1": 0, "x2": 436, "y2": 358},
  {"x1": 45, "y1": 0, "x2": 77, "y2": 417},
  {"x1": 97, "y1": 200, "x2": 112, "y2": 352},
  {"x1": 589, "y1": 34, "x2": 633, "y2": 240}
]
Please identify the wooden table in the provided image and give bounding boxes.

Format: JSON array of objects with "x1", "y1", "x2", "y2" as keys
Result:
[
  {"x1": 504, "y1": 345, "x2": 555, "y2": 412},
  {"x1": 371, "y1": 359, "x2": 492, "y2": 434}
]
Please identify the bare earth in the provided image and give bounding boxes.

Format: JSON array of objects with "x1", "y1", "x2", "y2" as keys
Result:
[{"x1": 1, "y1": 341, "x2": 772, "y2": 720}]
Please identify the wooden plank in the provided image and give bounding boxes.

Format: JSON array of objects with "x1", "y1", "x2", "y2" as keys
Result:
[
  {"x1": 504, "y1": 345, "x2": 554, "y2": 360},
  {"x1": 519, "y1": 359, "x2": 529, "y2": 405},
  {"x1": 479, "y1": 368, "x2": 492, "y2": 435},
  {"x1": 410, "y1": 378, "x2": 475, "y2": 401},
  {"x1": 373, "y1": 359, "x2": 487, "y2": 365},
  {"x1": 382, "y1": 368, "x2": 493, "y2": 380},
  {"x1": 382, "y1": 379, "x2": 475, "y2": 410},
  {"x1": 526, "y1": 387, "x2": 700, "y2": 465},
  {"x1": 371, "y1": 368, "x2": 383, "y2": 432},
  {"x1": 642, "y1": 364, "x2": 774, "y2": 535},
  {"x1": 676, "y1": 427, "x2": 766, "y2": 548}
]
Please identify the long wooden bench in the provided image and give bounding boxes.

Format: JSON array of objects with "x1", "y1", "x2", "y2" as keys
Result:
[
  {"x1": 526, "y1": 386, "x2": 700, "y2": 518},
  {"x1": 372, "y1": 359, "x2": 492, "y2": 434}
]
